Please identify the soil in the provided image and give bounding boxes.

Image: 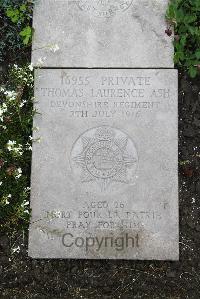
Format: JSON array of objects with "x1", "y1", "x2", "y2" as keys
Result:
[{"x1": 0, "y1": 71, "x2": 200, "y2": 299}]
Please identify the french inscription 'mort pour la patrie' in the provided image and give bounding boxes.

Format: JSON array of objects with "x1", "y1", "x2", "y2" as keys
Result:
[{"x1": 29, "y1": 69, "x2": 178, "y2": 260}]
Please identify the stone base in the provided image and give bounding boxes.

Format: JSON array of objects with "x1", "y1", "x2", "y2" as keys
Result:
[{"x1": 29, "y1": 69, "x2": 179, "y2": 260}]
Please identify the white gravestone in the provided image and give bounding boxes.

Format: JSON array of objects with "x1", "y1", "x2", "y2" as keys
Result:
[
  {"x1": 31, "y1": 0, "x2": 173, "y2": 68},
  {"x1": 29, "y1": 69, "x2": 179, "y2": 260}
]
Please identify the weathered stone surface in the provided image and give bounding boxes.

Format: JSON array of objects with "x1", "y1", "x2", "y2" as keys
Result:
[
  {"x1": 29, "y1": 69, "x2": 178, "y2": 260},
  {"x1": 32, "y1": 0, "x2": 173, "y2": 68}
]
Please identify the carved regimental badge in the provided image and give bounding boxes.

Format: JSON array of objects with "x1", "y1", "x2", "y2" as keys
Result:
[
  {"x1": 71, "y1": 127, "x2": 138, "y2": 191},
  {"x1": 78, "y1": 0, "x2": 133, "y2": 18}
]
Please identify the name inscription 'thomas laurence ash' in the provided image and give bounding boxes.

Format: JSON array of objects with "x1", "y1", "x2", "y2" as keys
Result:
[{"x1": 29, "y1": 69, "x2": 179, "y2": 260}]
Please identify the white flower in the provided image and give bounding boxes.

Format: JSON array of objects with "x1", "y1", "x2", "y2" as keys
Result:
[
  {"x1": 5, "y1": 199, "x2": 10, "y2": 205},
  {"x1": 25, "y1": 187, "x2": 31, "y2": 192},
  {"x1": 50, "y1": 44, "x2": 60, "y2": 53},
  {"x1": 0, "y1": 103, "x2": 7, "y2": 117},
  {"x1": 0, "y1": 182, "x2": 2, "y2": 186},
  {"x1": 16, "y1": 168, "x2": 22, "y2": 179},
  {"x1": 7, "y1": 140, "x2": 16, "y2": 146},
  {"x1": 7, "y1": 140, "x2": 16, "y2": 151},
  {"x1": 5, "y1": 90, "x2": 17, "y2": 101},
  {"x1": 19, "y1": 100, "x2": 27, "y2": 108},
  {"x1": 6, "y1": 140, "x2": 23, "y2": 156},
  {"x1": 28, "y1": 63, "x2": 34, "y2": 71},
  {"x1": 12, "y1": 246, "x2": 20, "y2": 254},
  {"x1": 21, "y1": 200, "x2": 29, "y2": 208},
  {"x1": 5, "y1": 194, "x2": 11, "y2": 203}
]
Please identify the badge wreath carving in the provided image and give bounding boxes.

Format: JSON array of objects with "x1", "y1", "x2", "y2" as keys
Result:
[
  {"x1": 78, "y1": 0, "x2": 133, "y2": 17},
  {"x1": 71, "y1": 126, "x2": 138, "y2": 191}
]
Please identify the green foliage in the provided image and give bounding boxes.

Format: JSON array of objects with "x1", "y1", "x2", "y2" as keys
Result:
[
  {"x1": 0, "y1": 64, "x2": 35, "y2": 232},
  {"x1": 6, "y1": 4, "x2": 27, "y2": 23},
  {"x1": 166, "y1": 0, "x2": 200, "y2": 78},
  {"x1": 19, "y1": 25, "x2": 33, "y2": 45},
  {"x1": 0, "y1": 0, "x2": 33, "y2": 64},
  {"x1": 6, "y1": 2, "x2": 33, "y2": 45},
  {"x1": 0, "y1": 2, "x2": 35, "y2": 233}
]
